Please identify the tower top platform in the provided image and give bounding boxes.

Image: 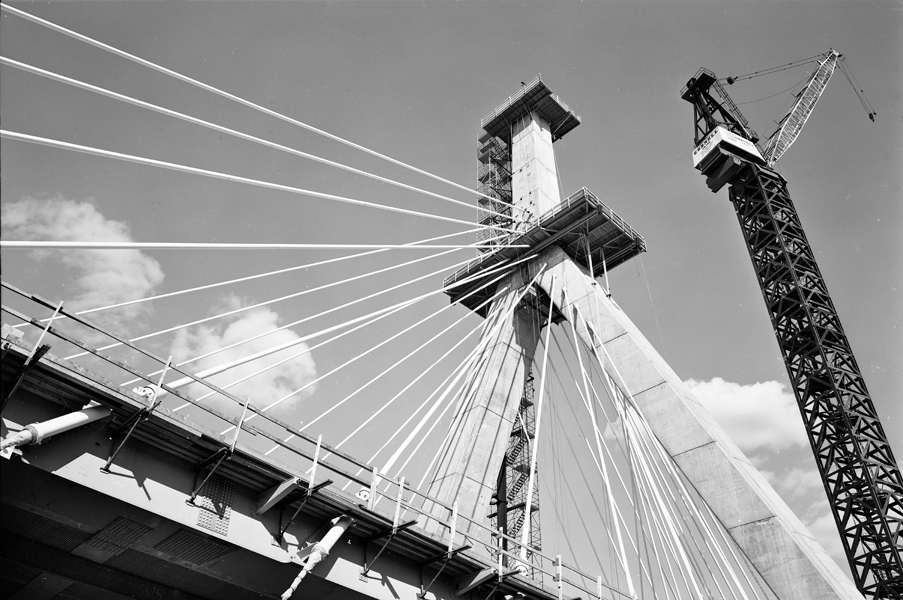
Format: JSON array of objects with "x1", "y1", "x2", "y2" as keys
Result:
[
  {"x1": 480, "y1": 75, "x2": 581, "y2": 141},
  {"x1": 446, "y1": 188, "x2": 646, "y2": 316}
]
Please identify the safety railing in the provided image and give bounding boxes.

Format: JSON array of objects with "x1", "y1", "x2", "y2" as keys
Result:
[{"x1": 480, "y1": 75, "x2": 543, "y2": 129}]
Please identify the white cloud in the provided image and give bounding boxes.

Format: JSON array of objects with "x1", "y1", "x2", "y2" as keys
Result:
[
  {"x1": 764, "y1": 466, "x2": 824, "y2": 502},
  {"x1": 685, "y1": 377, "x2": 808, "y2": 455},
  {"x1": 1, "y1": 196, "x2": 163, "y2": 330},
  {"x1": 170, "y1": 297, "x2": 317, "y2": 419},
  {"x1": 803, "y1": 509, "x2": 848, "y2": 570}
]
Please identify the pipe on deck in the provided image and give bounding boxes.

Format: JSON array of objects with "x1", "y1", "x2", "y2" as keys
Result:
[
  {"x1": 281, "y1": 515, "x2": 353, "y2": 599},
  {"x1": 0, "y1": 404, "x2": 111, "y2": 450}
]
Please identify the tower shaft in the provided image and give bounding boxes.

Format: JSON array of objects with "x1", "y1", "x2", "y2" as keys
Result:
[{"x1": 426, "y1": 80, "x2": 568, "y2": 536}]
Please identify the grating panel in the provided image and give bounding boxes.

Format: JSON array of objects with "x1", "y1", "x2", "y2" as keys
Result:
[
  {"x1": 0, "y1": 556, "x2": 42, "y2": 596},
  {"x1": 58, "y1": 581, "x2": 135, "y2": 600},
  {"x1": 0, "y1": 503, "x2": 93, "y2": 552},
  {"x1": 155, "y1": 529, "x2": 233, "y2": 565},
  {"x1": 195, "y1": 474, "x2": 234, "y2": 536},
  {"x1": 106, "y1": 549, "x2": 265, "y2": 600},
  {"x1": 84, "y1": 516, "x2": 152, "y2": 556}
]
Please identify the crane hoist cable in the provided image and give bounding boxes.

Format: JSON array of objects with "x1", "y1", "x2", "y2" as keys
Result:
[
  {"x1": 836, "y1": 56, "x2": 877, "y2": 121},
  {"x1": 718, "y1": 52, "x2": 827, "y2": 85}
]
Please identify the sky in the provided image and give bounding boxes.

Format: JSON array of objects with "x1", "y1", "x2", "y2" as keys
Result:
[{"x1": 1, "y1": 0, "x2": 901, "y2": 592}]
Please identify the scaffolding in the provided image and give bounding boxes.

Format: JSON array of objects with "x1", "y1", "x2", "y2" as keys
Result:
[
  {"x1": 491, "y1": 372, "x2": 542, "y2": 576},
  {"x1": 476, "y1": 129, "x2": 514, "y2": 250}
]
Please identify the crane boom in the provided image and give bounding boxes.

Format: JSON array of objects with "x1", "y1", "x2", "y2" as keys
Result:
[
  {"x1": 682, "y1": 67, "x2": 903, "y2": 600},
  {"x1": 762, "y1": 50, "x2": 840, "y2": 165}
]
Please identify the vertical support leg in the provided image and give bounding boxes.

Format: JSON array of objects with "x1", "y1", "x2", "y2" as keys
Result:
[
  {"x1": 368, "y1": 466, "x2": 379, "y2": 511},
  {"x1": 1, "y1": 301, "x2": 63, "y2": 411},
  {"x1": 393, "y1": 476, "x2": 405, "y2": 534},
  {"x1": 448, "y1": 501, "x2": 458, "y2": 557}
]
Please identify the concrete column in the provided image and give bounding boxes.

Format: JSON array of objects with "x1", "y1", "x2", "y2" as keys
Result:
[
  {"x1": 428, "y1": 104, "x2": 565, "y2": 541},
  {"x1": 532, "y1": 245, "x2": 863, "y2": 600},
  {"x1": 511, "y1": 110, "x2": 562, "y2": 219},
  {"x1": 426, "y1": 269, "x2": 543, "y2": 536}
]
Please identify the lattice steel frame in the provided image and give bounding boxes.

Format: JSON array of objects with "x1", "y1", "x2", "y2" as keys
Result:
[{"x1": 728, "y1": 164, "x2": 903, "y2": 599}]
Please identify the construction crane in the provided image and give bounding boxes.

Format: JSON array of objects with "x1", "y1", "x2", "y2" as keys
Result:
[{"x1": 681, "y1": 53, "x2": 902, "y2": 600}]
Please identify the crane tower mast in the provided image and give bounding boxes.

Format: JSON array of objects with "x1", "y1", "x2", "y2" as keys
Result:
[{"x1": 681, "y1": 69, "x2": 902, "y2": 599}]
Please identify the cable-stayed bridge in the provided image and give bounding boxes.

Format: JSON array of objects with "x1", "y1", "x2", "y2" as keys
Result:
[{"x1": 0, "y1": 6, "x2": 884, "y2": 600}]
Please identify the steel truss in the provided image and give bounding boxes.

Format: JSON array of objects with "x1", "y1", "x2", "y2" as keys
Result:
[{"x1": 728, "y1": 164, "x2": 903, "y2": 599}]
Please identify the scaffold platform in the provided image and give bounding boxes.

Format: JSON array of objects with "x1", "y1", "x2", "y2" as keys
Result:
[{"x1": 445, "y1": 188, "x2": 646, "y2": 316}]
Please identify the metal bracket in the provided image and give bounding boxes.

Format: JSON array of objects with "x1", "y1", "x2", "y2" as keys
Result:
[
  {"x1": 360, "y1": 520, "x2": 418, "y2": 582},
  {"x1": 1, "y1": 302, "x2": 61, "y2": 412},
  {"x1": 273, "y1": 435, "x2": 333, "y2": 541},
  {"x1": 187, "y1": 395, "x2": 250, "y2": 504},
  {"x1": 481, "y1": 583, "x2": 501, "y2": 600},
  {"x1": 276, "y1": 479, "x2": 332, "y2": 542},
  {"x1": 1, "y1": 344, "x2": 51, "y2": 412},
  {"x1": 101, "y1": 357, "x2": 171, "y2": 473},
  {"x1": 417, "y1": 544, "x2": 471, "y2": 599},
  {"x1": 454, "y1": 568, "x2": 496, "y2": 597},
  {"x1": 360, "y1": 476, "x2": 417, "y2": 581}
]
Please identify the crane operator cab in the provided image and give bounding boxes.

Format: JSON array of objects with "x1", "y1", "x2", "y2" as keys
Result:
[{"x1": 692, "y1": 126, "x2": 766, "y2": 192}]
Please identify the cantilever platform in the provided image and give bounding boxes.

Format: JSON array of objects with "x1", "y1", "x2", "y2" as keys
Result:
[
  {"x1": 480, "y1": 75, "x2": 581, "y2": 142},
  {"x1": 445, "y1": 188, "x2": 646, "y2": 316}
]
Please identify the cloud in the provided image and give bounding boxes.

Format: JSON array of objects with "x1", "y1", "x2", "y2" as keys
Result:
[
  {"x1": 763, "y1": 466, "x2": 824, "y2": 502},
  {"x1": 1, "y1": 196, "x2": 164, "y2": 331},
  {"x1": 802, "y1": 509, "x2": 848, "y2": 570},
  {"x1": 170, "y1": 297, "x2": 317, "y2": 419},
  {"x1": 685, "y1": 377, "x2": 808, "y2": 455}
]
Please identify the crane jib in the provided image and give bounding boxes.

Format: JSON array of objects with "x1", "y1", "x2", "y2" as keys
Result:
[{"x1": 763, "y1": 50, "x2": 840, "y2": 165}]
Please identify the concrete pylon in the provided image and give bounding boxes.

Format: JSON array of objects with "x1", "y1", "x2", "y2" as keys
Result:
[
  {"x1": 426, "y1": 87, "x2": 564, "y2": 535},
  {"x1": 530, "y1": 246, "x2": 863, "y2": 600},
  {"x1": 426, "y1": 270, "x2": 543, "y2": 532}
]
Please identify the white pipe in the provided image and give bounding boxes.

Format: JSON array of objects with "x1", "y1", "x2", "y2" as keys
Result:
[
  {"x1": 281, "y1": 515, "x2": 353, "y2": 599},
  {"x1": 0, "y1": 404, "x2": 111, "y2": 449}
]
